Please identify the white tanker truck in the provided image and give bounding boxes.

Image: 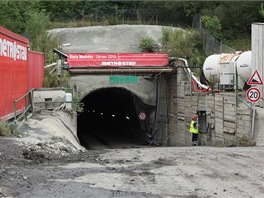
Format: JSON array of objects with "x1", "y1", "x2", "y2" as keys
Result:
[{"x1": 202, "y1": 51, "x2": 252, "y2": 90}]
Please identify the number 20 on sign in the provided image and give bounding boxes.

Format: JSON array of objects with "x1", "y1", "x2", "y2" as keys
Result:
[{"x1": 246, "y1": 87, "x2": 261, "y2": 103}]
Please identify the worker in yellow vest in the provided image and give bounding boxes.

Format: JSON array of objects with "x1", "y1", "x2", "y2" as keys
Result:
[{"x1": 190, "y1": 115, "x2": 199, "y2": 146}]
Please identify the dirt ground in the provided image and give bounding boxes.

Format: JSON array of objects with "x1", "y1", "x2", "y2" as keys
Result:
[{"x1": 1, "y1": 135, "x2": 264, "y2": 198}]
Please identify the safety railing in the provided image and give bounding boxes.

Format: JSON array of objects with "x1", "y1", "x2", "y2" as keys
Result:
[
  {"x1": 234, "y1": 72, "x2": 252, "y2": 109},
  {"x1": 13, "y1": 87, "x2": 75, "y2": 134},
  {"x1": 218, "y1": 71, "x2": 252, "y2": 109},
  {"x1": 13, "y1": 90, "x2": 33, "y2": 134}
]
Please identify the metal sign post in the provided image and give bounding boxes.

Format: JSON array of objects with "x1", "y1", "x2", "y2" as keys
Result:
[{"x1": 247, "y1": 69, "x2": 263, "y2": 138}]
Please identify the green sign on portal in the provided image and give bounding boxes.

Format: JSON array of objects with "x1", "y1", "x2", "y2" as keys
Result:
[{"x1": 109, "y1": 76, "x2": 138, "y2": 84}]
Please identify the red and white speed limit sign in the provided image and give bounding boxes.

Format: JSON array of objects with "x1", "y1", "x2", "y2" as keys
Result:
[
  {"x1": 138, "y1": 112, "x2": 147, "y2": 121},
  {"x1": 246, "y1": 87, "x2": 261, "y2": 103}
]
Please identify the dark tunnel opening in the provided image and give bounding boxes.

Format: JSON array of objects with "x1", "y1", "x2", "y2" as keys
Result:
[{"x1": 77, "y1": 87, "x2": 148, "y2": 149}]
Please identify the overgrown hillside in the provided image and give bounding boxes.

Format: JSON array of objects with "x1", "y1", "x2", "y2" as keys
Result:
[
  {"x1": 0, "y1": 1, "x2": 263, "y2": 53},
  {"x1": 0, "y1": 0, "x2": 263, "y2": 83}
]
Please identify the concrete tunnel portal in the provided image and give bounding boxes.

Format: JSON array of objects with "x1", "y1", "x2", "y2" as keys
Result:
[{"x1": 77, "y1": 87, "x2": 153, "y2": 149}]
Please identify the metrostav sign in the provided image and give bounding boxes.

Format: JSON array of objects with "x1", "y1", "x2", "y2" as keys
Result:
[{"x1": 67, "y1": 53, "x2": 169, "y2": 67}]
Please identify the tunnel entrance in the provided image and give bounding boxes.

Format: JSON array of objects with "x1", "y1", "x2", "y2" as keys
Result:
[{"x1": 77, "y1": 87, "x2": 151, "y2": 149}]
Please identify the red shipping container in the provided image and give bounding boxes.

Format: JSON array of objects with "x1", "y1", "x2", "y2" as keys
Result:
[
  {"x1": 28, "y1": 51, "x2": 44, "y2": 89},
  {"x1": 0, "y1": 26, "x2": 29, "y2": 121}
]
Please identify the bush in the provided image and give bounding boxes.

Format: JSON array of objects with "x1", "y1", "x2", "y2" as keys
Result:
[
  {"x1": 0, "y1": 120, "x2": 17, "y2": 137},
  {"x1": 138, "y1": 36, "x2": 156, "y2": 52},
  {"x1": 160, "y1": 27, "x2": 205, "y2": 66},
  {"x1": 44, "y1": 70, "x2": 70, "y2": 88},
  {"x1": 201, "y1": 15, "x2": 222, "y2": 40}
]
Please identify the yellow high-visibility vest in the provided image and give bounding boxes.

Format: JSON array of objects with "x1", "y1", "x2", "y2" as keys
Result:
[{"x1": 190, "y1": 120, "x2": 199, "y2": 134}]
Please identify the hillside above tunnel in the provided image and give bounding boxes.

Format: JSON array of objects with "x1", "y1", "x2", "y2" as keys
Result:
[{"x1": 49, "y1": 25, "x2": 183, "y2": 53}]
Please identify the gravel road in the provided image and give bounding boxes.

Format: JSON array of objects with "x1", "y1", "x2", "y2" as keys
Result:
[{"x1": 1, "y1": 137, "x2": 264, "y2": 198}]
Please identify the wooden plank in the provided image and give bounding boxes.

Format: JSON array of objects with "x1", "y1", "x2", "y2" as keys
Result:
[
  {"x1": 177, "y1": 132, "x2": 186, "y2": 139},
  {"x1": 177, "y1": 88, "x2": 185, "y2": 93},
  {"x1": 177, "y1": 98, "x2": 186, "y2": 102},
  {"x1": 223, "y1": 99, "x2": 236, "y2": 105},
  {"x1": 236, "y1": 115, "x2": 252, "y2": 121},
  {"x1": 215, "y1": 115, "x2": 223, "y2": 122},
  {"x1": 236, "y1": 126, "x2": 251, "y2": 132},
  {"x1": 223, "y1": 108, "x2": 236, "y2": 115},
  {"x1": 223, "y1": 121, "x2": 236, "y2": 128},
  {"x1": 215, "y1": 108, "x2": 224, "y2": 114},
  {"x1": 178, "y1": 100, "x2": 186, "y2": 104},
  {"x1": 177, "y1": 101, "x2": 186, "y2": 107},
  {"x1": 178, "y1": 136, "x2": 187, "y2": 143},
  {"x1": 236, "y1": 109, "x2": 252, "y2": 115},
  {"x1": 224, "y1": 115, "x2": 236, "y2": 122},
  {"x1": 215, "y1": 124, "x2": 223, "y2": 133},
  {"x1": 178, "y1": 121, "x2": 185, "y2": 127},
  {"x1": 215, "y1": 99, "x2": 224, "y2": 105},
  {"x1": 223, "y1": 132, "x2": 235, "y2": 140},
  {"x1": 215, "y1": 136, "x2": 224, "y2": 145},
  {"x1": 215, "y1": 112, "x2": 223, "y2": 119},
  {"x1": 237, "y1": 120, "x2": 251, "y2": 127},
  {"x1": 224, "y1": 104, "x2": 236, "y2": 110},
  {"x1": 178, "y1": 109, "x2": 185, "y2": 114},
  {"x1": 223, "y1": 126, "x2": 236, "y2": 134},
  {"x1": 236, "y1": 128, "x2": 251, "y2": 136},
  {"x1": 215, "y1": 97, "x2": 224, "y2": 102},
  {"x1": 177, "y1": 92, "x2": 185, "y2": 97},
  {"x1": 215, "y1": 120, "x2": 223, "y2": 127}
]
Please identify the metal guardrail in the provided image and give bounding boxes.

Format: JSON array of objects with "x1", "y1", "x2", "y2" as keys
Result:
[
  {"x1": 234, "y1": 72, "x2": 252, "y2": 109},
  {"x1": 14, "y1": 90, "x2": 33, "y2": 134},
  {"x1": 218, "y1": 72, "x2": 252, "y2": 109},
  {"x1": 13, "y1": 87, "x2": 75, "y2": 134}
]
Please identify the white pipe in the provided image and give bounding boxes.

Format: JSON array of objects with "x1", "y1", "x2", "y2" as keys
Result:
[
  {"x1": 44, "y1": 62, "x2": 57, "y2": 68},
  {"x1": 177, "y1": 58, "x2": 209, "y2": 90}
]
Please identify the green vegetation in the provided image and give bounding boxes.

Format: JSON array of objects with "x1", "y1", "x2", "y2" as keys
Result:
[
  {"x1": 201, "y1": 15, "x2": 222, "y2": 40},
  {"x1": 44, "y1": 70, "x2": 70, "y2": 88},
  {"x1": 0, "y1": 120, "x2": 18, "y2": 137},
  {"x1": 161, "y1": 27, "x2": 205, "y2": 66},
  {"x1": 138, "y1": 36, "x2": 156, "y2": 52},
  {"x1": 0, "y1": 0, "x2": 263, "y2": 88},
  {"x1": 73, "y1": 92, "x2": 85, "y2": 113},
  {"x1": 0, "y1": 1, "x2": 263, "y2": 57},
  {"x1": 1, "y1": 1, "x2": 262, "y2": 41}
]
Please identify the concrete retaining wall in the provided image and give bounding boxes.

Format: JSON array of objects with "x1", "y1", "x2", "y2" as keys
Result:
[{"x1": 166, "y1": 68, "x2": 255, "y2": 146}]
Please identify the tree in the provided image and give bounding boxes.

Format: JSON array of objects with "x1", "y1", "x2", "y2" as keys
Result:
[
  {"x1": 201, "y1": 15, "x2": 222, "y2": 40},
  {"x1": 25, "y1": 10, "x2": 50, "y2": 50},
  {"x1": 0, "y1": 0, "x2": 38, "y2": 34},
  {"x1": 201, "y1": 1, "x2": 263, "y2": 39}
]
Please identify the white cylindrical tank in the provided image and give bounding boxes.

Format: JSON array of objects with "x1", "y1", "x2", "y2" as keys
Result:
[
  {"x1": 236, "y1": 51, "x2": 251, "y2": 88},
  {"x1": 203, "y1": 52, "x2": 251, "y2": 88},
  {"x1": 203, "y1": 54, "x2": 221, "y2": 83},
  {"x1": 203, "y1": 53, "x2": 232, "y2": 83}
]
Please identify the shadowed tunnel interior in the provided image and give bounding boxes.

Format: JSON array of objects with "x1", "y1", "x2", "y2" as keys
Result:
[{"x1": 77, "y1": 87, "x2": 147, "y2": 149}]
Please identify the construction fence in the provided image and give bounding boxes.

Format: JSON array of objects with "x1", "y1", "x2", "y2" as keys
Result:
[{"x1": 192, "y1": 14, "x2": 235, "y2": 56}]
